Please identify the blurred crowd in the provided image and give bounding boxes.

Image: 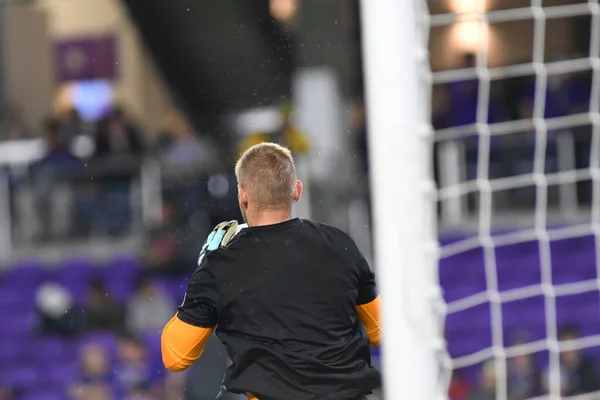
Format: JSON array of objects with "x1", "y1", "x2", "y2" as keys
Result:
[
  {"x1": 0, "y1": 257, "x2": 241, "y2": 400},
  {"x1": 353, "y1": 52, "x2": 595, "y2": 210},
  {"x1": 1, "y1": 99, "x2": 313, "y2": 245},
  {"x1": 449, "y1": 326, "x2": 600, "y2": 400},
  {"x1": 35, "y1": 276, "x2": 176, "y2": 400},
  {"x1": 3, "y1": 104, "x2": 225, "y2": 241},
  {"x1": 0, "y1": 99, "x2": 313, "y2": 400}
]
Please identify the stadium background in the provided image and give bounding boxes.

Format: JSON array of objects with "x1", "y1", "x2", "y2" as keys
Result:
[{"x1": 0, "y1": 0, "x2": 597, "y2": 399}]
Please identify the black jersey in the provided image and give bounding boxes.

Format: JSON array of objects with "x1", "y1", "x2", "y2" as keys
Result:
[{"x1": 177, "y1": 218, "x2": 381, "y2": 400}]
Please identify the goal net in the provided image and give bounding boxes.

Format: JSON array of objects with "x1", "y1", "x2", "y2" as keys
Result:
[{"x1": 362, "y1": 0, "x2": 600, "y2": 400}]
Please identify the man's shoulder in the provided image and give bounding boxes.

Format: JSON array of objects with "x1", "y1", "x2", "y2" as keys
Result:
[{"x1": 302, "y1": 219, "x2": 356, "y2": 243}]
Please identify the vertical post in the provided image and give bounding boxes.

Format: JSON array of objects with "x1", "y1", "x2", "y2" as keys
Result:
[
  {"x1": 360, "y1": 1, "x2": 437, "y2": 400},
  {"x1": 438, "y1": 140, "x2": 465, "y2": 225},
  {"x1": 140, "y1": 158, "x2": 163, "y2": 229},
  {"x1": 0, "y1": 168, "x2": 12, "y2": 265},
  {"x1": 556, "y1": 130, "x2": 578, "y2": 216}
]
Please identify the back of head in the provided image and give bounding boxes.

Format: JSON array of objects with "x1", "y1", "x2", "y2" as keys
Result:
[
  {"x1": 44, "y1": 118, "x2": 61, "y2": 143},
  {"x1": 235, "y1": 142, "x2": 297, "y2": 211}
]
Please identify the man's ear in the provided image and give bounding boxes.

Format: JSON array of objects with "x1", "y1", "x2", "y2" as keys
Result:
[
  {"x1": 293, "y1": 180, "x2": 303, "y2": 203},
  {"x1": 238, "y1": 185, "x2": 248, "y2": 205}
]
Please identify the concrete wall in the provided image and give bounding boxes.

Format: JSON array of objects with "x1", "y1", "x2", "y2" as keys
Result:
[{"x1": 2, "y1": 3, "x2": 54, "y2": 129}]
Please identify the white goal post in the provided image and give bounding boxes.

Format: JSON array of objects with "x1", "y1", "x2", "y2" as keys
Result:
[
  {"x1": 360, "y1": 1, "x2": 443, "y2": 400},
  {"x1": 361, "y1": 0, "x2": 600, "y2": 399}
]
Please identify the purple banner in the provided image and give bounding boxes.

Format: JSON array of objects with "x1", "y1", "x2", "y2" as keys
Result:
[{"x1": 55, "y1": 35, "x2": 118, "y2": 82}]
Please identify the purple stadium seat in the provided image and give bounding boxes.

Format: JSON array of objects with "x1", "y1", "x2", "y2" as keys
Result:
[
  {"x1": 0, "y1": 290, "x2": 24, "y2": 309},
  {"x1": 0, "y1": 311, "x2": 35, "y2": 337},
  {"x1": 496, "y1": 252, "x2": 542, "y2": 292},
  {"x1": 0, "y1": 365, "x2": 40, "y2": 388},
  {"x1": 28, "y1": 339, "x2": 74, "y2": 365},
  {"x1": 0, "y1": 234, "x2": 595, "y2": 392},
  {"x1": 40, "y1": 362, "x2": 78, "y2": 385},
  {"x1": 101, "y1": 255, "x2": 141, "y2": 302},
  {"x1": 1, "y1": 261, "x2": 49, "y2": 296},
  {"x1": 109, "y1": 253, "x2": 141, "y2": 267},
  {"x1": 52, "y1": 259, "x2": 96, "y2": 304},
  {"x1": 20, "y1": 389, "x2": 67, "y2": 400},
  {"x1": 0, "y1": 342, "x2": 22, "y2": 364},
  {"x1": 441, "y1": 233, "x2": 598, "y2": 379},
  {"x1": 155, "y1": 276, "x2": 188, "y2": 304}
]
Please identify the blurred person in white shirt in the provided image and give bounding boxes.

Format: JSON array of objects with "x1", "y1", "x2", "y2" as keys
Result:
[
  {"x1": 160, "y1": 111, "x2": 218, "y2": 169},
  {"x1": 127, "y1": 277, "x2": 174, "y2": 336}
]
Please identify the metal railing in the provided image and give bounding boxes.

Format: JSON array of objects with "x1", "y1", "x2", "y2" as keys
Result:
[
  {"x1": 435, "y1": 126, "x2": 593, "y2": 229},
  {"x1": 0, "y1": 148, "x2": 238, "y2": 264}
]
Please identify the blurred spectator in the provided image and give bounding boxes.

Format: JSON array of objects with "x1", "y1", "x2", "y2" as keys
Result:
[
  {"x1": 127, "y1": 276, "x2": 174, "y2": 336},
  {"x1": 448, "y1": 372, "x2": 471, "y2": 400},
  {"x1": 35, "y1": 282, "x2": 80, "y2": 337},
  {"x1": 115, "y1": 335, "x2": 156, "y2": 398},
  {"x1": 350, "y1": 99, "x2": 369, "y2": 176},
  {"x1": 542, "y1": 325, "x2": 600, "y2": 396},
  {"x1": 144, "y1": 202, "x2": 196, "y2": 277},
  {"x1": 521, "y1": 71, "x2": 570, "y2": 120},
  {"x1": 36, "y1": 118, "x2": 81, "y2": 165},
  {"x1": 93, "y1": 107, "x2": 143, "y2": 158},
  {"x1": 2, "y1": 104, "x2": 31, "y2": 140},
  {"x1": 160, "y1": 111, "x2": 218, "y2": 168},
  {"x1": 164, "y1": 371, "x2": 188, "y2": 400},
  {"x1": 468, "y1": 360, "x2": 496, "y2": 400},
  {"x1": 0, "y1": 386, "x2": 13, "y2": 400},
  {"x1": 59, "y1": 108, "x2": 84, "y2": 147},
  {"x1": 507, "y1": 351, "x2": 541, "y2": 399},
  {"x1": 31, "y1": 118, "x2": 82, "y2": 239},
  {"x1": 499, "y1": 58, "x2": 532, "y2": 122},
  {"x1": 164, "y1": 372, "x2": 187, "y2": 400},
  {"x1": 237, "y1": 102, "x2": 310, "y2": 157},
  {"x1": 69, "y1": 343, "x2": 114, "y2": 400},
  {"x1": 82, "y1": 279, "x2": 126, "y2": 333},
  {"x1": 90, "y1": 106, "x2": 143, "y2": 236}
]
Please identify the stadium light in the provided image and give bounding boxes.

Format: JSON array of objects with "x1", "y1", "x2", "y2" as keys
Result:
[
  {"x1": 270, "y1": 0, "x2": 297, "y2": 23},
  {"x1": 449, "y1": 0, "x2": 490, "y2": 54},
  {"x1": 449, "y1": 0, "x2": 487, "y2": 15},
  {"x1": 453, "y1": 19, "x2": 490, "y2": 53}
]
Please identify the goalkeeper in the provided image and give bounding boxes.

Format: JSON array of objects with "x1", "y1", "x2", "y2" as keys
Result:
[{"x1": 161, "y1": 143, "x2": 382, "y2": 400}]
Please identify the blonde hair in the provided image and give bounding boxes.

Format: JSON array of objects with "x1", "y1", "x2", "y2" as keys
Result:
[{"x1": 235, "y1": 142, "x2": 297, "y2": 210}]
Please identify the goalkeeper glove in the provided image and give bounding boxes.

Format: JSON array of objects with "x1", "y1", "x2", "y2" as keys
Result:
[{"x1": 198, "y1": 220, "x2": 247, "y2": 265}]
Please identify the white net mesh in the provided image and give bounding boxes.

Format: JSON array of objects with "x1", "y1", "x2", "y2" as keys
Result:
[{"x1": 422, "y1": 1, "x2": 600, "y2": 399}]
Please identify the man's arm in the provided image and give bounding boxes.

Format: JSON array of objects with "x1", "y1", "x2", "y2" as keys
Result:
[
  {"x1": 161, "y1": 257, "x2": 219, "y2": 372},
  {"x1": 161, "y1": 314, "x2": 214, "y2": 371},
  {"x1": 356, "y1": 295, "x2": 382, "y2": 348},
  {"x1": 355, "y1": 245, "x2": 382, "y2": 348}
]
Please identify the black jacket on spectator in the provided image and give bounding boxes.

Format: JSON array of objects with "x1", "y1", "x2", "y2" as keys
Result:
[
  {"x1": 566, "y1": 356, "x2": 600, "y2": 396},
  {"x1": 93, "y1": 119, "x2": 143, "y2": 159}
]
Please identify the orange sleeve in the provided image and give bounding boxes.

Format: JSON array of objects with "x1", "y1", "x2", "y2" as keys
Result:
[
  {"x1": 161, "y1": 313, "x2": 214, "y2": 372},
  {"x1": 356, "y1": 295, "x2": 382, "y2": 348}
]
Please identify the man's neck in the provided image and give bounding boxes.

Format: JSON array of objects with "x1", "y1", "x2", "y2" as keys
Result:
[{"x1": 246, "y1": 209, "x2": 292, "y2": 227}]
